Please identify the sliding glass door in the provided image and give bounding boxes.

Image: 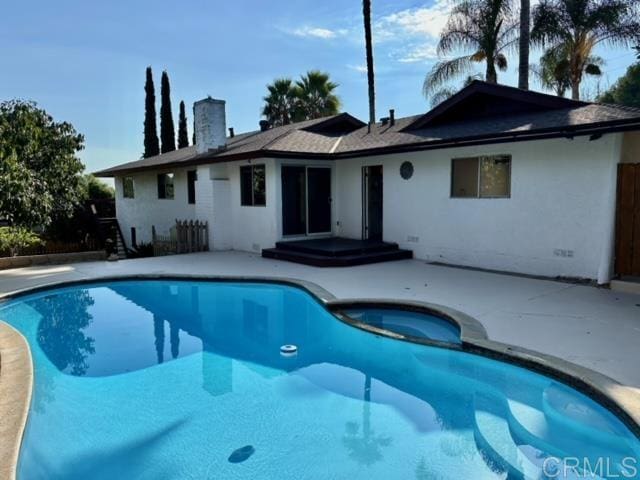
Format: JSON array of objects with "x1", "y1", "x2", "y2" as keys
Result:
[{"x1": 281, "y1": 166, "x2": 332, "y2": 236}]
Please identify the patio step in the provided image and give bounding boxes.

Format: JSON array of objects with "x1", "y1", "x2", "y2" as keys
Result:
[
  {"x1": 274, "y1": 238, "x2": 401, "y2": 256},
  {"x1": 262, "y1": 246, "x2": 412, "y2": 267}
]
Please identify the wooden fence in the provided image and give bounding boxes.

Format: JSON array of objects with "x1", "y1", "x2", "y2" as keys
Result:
[{"x1": 152, "y1": 220, "x2": 209, "y2": 256}]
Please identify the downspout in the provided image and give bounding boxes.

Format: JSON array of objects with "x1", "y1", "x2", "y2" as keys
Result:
[{"x1": 596, "y1": 133, "x2": 623, "y2": 285}]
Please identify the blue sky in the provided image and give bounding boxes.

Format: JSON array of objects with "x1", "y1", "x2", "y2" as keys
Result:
[{"x1": 1, "y1": 0, "x2": 637, "y2": 177}]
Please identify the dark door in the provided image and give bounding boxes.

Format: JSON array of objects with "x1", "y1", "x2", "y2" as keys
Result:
[
  {"x1": 307, "y1": 167, "x2": 332, "y2": 234},
  {"x1": 364, "y1": 166, "x2": 383, "y2": 240},
  {"x1": 615, "y1": 163, "x2": 640, "y2": 276},
  {"x1": 282, "y1": 166, "x2": 307, "y2": 236}
]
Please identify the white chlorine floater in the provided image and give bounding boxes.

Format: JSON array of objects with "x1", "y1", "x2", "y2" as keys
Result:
[{"x1": 280, "y1": 344, "x2": 298, "y2": 357}]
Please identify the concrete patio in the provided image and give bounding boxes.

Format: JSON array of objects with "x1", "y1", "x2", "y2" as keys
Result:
[{"x1": 1, "y1": 252, "x2": 639, "y2": 390}]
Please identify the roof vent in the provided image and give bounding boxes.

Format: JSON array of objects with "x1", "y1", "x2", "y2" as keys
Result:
[
  {"x1": 229, "y1": 127, "x2": 235, "y2": 138},
  {"x1": 380, "y1": 117, "x2": 390, "y2": 126},
  {"x1": 259, "y1": 120, "x2": 270, "y2": 132},
  {"x1": 389, "y1": 109, "x2": 395, "y2": 126}
]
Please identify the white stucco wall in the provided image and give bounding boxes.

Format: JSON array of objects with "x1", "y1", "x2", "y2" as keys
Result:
[
  {"x1": 115, "y1": 168, "x2": 197, "y2": 247},
  {"x1": 227, "y1": 158, "x2": 279, "y2": 253},
  {"x1": 115, "y1": 132, "x2": 629, "y2": 282},
  {"x1": 335, "y1": 134, "x2": 623, "y2": 281}
]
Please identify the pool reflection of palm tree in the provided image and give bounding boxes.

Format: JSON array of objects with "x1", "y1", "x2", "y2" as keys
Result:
[
  {"x1": 153, "y1": 314, "x2": 165, "y2": 364},
  {"x1": 342, "y1": 374, "x2": 392, "y2": 466}
]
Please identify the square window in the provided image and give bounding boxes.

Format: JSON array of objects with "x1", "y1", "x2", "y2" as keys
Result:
[
  {"x1": 187, "y1": 170, "x2": 197, "y2": 204},
  {"x1": 451, "y1": 155, "x2": 511, "y2": 198},
  {"x1": 480, "y1": 155, "x2": 511, "y2": 198},
  {"x1": 123, "y1": 176, "x2": 135, "y2": 199},
  {"x1": 451, "y1": 157, "x2": 479, "y2": 198},
  {"x1": 157, "y1": 173, "x2": 174, "y2": 199},
  {"x1": 240, "y1": 165, "x2": 266, "y2": 206}
]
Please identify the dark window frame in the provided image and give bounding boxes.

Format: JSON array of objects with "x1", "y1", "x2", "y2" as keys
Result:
[
  {"x1": 187, "y1": 170, "x2": 197, "y2": 204},
  {"x1": 240, "y1": 164, "x2": 266, "y2": 206},
  {"x1": 122, "y1": 176, "x2": 135, "y2": 199},
  {"x1": 157, "y1": 173, "x2": 175, "y2": 200},
  {"x1": 450, "y1": 155, "x2": 511, "y2": 199}
]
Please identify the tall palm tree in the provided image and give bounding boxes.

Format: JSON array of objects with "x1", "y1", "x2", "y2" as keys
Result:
[
  {"x1": 363, "y1": 0, "x2": 376, "y2": 131},
  {"x1": 295, "y1": 71, "x2": 341, "y2": 120},
  {"x1": 261, "y1": 78, "x2": 297, "y2": 127},
  {"x1": 532, "y1": 46, "x2": 603, "y2": 97},
  {"x1": 518, "y1": 0, "x2": 531, "y2": 89},
  {"x1": 430, "y1": 74, "x2": 483, "y2": 107},
  {"x1": 532, "y1": 0, "x2": 640, "y2": 100},
  {"x1": 424, "y1": 0, "x2": 518, "y2": 98}
]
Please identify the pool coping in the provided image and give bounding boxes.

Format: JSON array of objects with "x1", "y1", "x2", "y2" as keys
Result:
[
  {"x1": 0, "y1": 273, "x2": 639, "y2": 477},
  {"x1": 0, "y1": 322, "x2": 33, "y2": 480}
]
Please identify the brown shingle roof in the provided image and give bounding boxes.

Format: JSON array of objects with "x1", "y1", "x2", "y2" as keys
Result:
[{"x1": 95, "y1": 82, "x2": 640, "y2": 177}]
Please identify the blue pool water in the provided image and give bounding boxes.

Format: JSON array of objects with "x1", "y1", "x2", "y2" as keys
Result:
[{"x1": 0, "y1": 280, "x2": 638, "y2": 480}]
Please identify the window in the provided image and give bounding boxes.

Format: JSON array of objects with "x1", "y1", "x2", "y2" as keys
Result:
[
  {"x1": 451, "y1": 155, "x2": 511, "y2": 198},
  {"x1": 187, "y1": 170, "x2": 197, "y2": 204},
  {"x1": 157, "y1": 173, "x2": 175, "y2": 199},
  {"x1": 240, "y1": 165, "x2": 266, "y2": 206},
  {"x1": 123, "y1": 176, "x2": 134, "y2": 198}
]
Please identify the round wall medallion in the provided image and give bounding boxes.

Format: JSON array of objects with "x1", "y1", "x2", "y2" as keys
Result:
[{"x1": 400, "y1": 161, "x2": 414, "y2": 180}]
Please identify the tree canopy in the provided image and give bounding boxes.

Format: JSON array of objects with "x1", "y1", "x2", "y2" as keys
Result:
[
  {"x1": 598, "y1": 62, "x2": 640, "y2": 108},
  {"x1": 0, "y1": 100, "x2": 85, "y2": 228},
  {"x1": 177, "y1": 100, "x2": 189, "y2": 149},
  {"x1": 143, "y1": 67, "x2": 160, "y2": 158},
  {"x1": 532, "y1": 0, "x2": 640, "y2": 99},
  {"x1": 423, "y1": 0, "x2": 518, "y2": 100},
  {"x1": 160, "y1": 71, "x2": 176, "y2": 153},
  {"x1": 262, "y1": 71, "x2": 340, "y2": 127},
  {"x1": 80, "y1": 174, "x2": 114, "y2": 200}
]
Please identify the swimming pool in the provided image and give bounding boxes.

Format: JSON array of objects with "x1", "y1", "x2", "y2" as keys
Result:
[{"x1": 1, "y1": 279, "x2": 638, "y2": 479}]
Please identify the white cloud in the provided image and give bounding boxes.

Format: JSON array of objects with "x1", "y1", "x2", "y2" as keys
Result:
[
  {"x1": 347, "y1": 64, "x2": 368, "y2": 73},
  {"x1": 290, "y1": 26, "x2": 348, "y2": 39},
  {"x1": 397, "y1": 44, "x2": 440, "y2": 63},
  {"x1": 375, "y1": 0, "x2": 454, "y2": 42}
]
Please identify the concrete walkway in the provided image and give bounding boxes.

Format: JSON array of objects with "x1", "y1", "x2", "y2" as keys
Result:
[{"x1": 1, "y1": 252, "x2": 639, "y2": 388}]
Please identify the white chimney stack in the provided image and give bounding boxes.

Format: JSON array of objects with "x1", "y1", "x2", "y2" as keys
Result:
[{"x1": 193, "y1": 97, "x2": 227, "y2": 154}]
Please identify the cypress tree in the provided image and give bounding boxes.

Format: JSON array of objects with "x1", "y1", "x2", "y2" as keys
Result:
[
  {"x1": 160, "y1": 70, "x2": 176, "y2": 153},
  {"x1": 177, "y1": 100, "x2": 189, "y2": 148},
  {"x1": 143, "y1": 67, "x2": 160, "y2": 158}
]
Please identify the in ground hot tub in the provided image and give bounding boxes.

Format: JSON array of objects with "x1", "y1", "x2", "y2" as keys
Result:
[{"x1": 336, "y1": 307, "x2": 462, "y2": 344}]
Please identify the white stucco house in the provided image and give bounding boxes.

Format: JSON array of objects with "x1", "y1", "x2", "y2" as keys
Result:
[{"x1": 96, "y1": 81, "x2": 640, "y2": 285}]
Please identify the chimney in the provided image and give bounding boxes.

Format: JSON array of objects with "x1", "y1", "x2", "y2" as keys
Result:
[
  {"x1": 193, "y1": 97, "x2": 227, "y2": 154},
  {"x1": 259, "y1": 120, "x2": 270, "y2": 132},
  {"x1": 229, "y1": 127, "x2": 235, "y2": 138},
  {"x1": 389, "y1": 109, "x2": 395, "y2": 126}
]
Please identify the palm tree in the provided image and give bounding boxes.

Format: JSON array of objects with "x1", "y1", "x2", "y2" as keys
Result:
[
  {"x1": 295, "y1": 71, "x2": 341, "y2": 120},
  {"x1": 261, "y1": 78, "x2": 298, "y2": 127},
  {"x1": 532, "y1": 46, "x2": 603, "y2": 97},
  {"x1": 532, "y1": 0, "x2": 640, "y2": 100},
  {"x1": 423, "y1": 0, "x2": 518, "y2": 98},
  {"x1": 518, "y1": 0, "x2": 531, "y2": 89},
  {"x1": 363, "y1": 0, "x2": 376, "y2": 131},
  {"x1": 429, "y1": 74, "x2": 483, "y2": 107}
]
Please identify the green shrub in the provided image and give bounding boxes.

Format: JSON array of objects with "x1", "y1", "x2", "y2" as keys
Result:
[{"x1": 0, "y1": 227, "x2": 43, "y2": 256}]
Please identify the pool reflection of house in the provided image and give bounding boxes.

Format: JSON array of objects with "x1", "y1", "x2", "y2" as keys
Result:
[{"x1": 108, "y1": 281, "x2": 331, "y2": 396}]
